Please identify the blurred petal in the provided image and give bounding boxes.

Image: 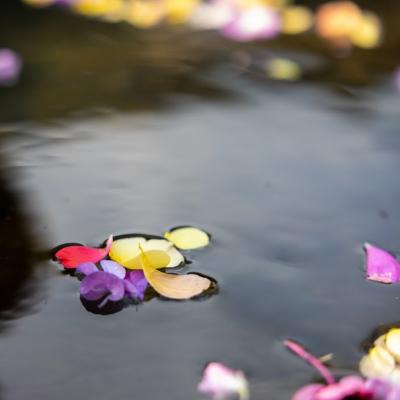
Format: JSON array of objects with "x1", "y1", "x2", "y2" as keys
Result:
[
  {"x1": 140, "y1": 248, "x2": 211, "y2": 300},
  {"x1": 124, "y1": 270, "x2": 148, "y2": 301},
  {"x1": 293, "y1": 384, "x2": 323, "y2": 400},
  {"x1": 0, "y1": 48, "x2": 22, "y2": 87},
  {"x1": 266, "y1": 58, "x2": 302, "y2": 81},
  {"x1": 164, "y1": 226, "x2": 210, "y2": 250},
  {"x1": 359, "y1": 346, "x2": 396, "y2": 378},
  {"x1": 386, "y1": 329, "x2": 400, "y2": 360},
  {"x1": 55, "y1": 235, "x2": 113, "y2": 269},
  {"x1": 350, "y1": 11, "x2": 382, "y2": 49},
  {"x1": 198, "y1": 362, "x2": 249, "y2": 400},
  {"x1": 364, "y1": 243, "x2": 400, "y2": 284},
  {"x1": 100, "y1": 260, "x2": 126, "y2": 279},
  {"x1": 281, "y1": 6, "x2": 313, "y2": 35},
  {"x1": 221, "y1": 6, "x2": 281, "y2": 42},
  {"x1": 76, "y1": 262, "x2": 98, "y2": 276},
  {"x1": 80, "y1": 271, "x2": 125, "y2": 305}
]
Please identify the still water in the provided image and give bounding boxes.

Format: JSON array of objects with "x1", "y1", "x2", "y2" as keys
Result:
[{"x1": 1, "y1": 2, "x2": 400, "y2": 400}]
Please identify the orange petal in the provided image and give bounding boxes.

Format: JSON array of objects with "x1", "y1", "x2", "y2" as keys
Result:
[{"x1": 139, "y1": 247, "x2": 211, "y2": 300}]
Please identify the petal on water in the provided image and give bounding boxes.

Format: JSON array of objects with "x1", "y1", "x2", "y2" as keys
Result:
[
  {"x1": 109, "y1": 237, "x2": 183, "y2": 269},
  {"x1": 164, "y1": 226, "x2": 210, "y2": 250},
  {"x1": 80, "y1": 271, "x2": 125, "y2": 305},
  {"x1": 364, "y1": 243, "x2": 400, "y2": 284},
  {"x1": 139, "y1": 248, "x2": 211, "y2": 300},
  {"x1": 76, "y1": 262, "x2": 98, "y2": 276},
  {"x1": 124, "y1": 270, "x2": 148, "y2": 301},
  {"x1": 100, "y1": 260, "x2": 126, "y2": 279},
  {"x1": 55, "y1": 235, "x2": 113, "y2": 269},
  {"x1": 198, "y1": 362, "x2": 249, "y2": 400}
]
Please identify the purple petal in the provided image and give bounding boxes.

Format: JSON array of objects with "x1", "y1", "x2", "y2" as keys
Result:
[
  {"x1": 0, "y1": 49, "x2": 22, "y2": 86},
  {"x1": 124, "y1": 270, "x2": 148, "y2": 301},
  {"x1": 80, "y1": 271, "x2": 125, "y2": 305},
  {"x1": 367, "y1": 379, "x2": 400, "y2": 400},
  {"x1": 76, "y1": 262, "x2": 98, "y2": 276},
  {"x1": 100, "y1": 260, "x2": 126, "y2": 279},
  {"x1": 221, "y1": 6, "x2": 281, "y2": 42},
  {"x1": 364, "y1": 243, "x2": 400, "y2": 284},
  {"x1": 293, "y1": 384, "x2": 323, "y2": 400}
]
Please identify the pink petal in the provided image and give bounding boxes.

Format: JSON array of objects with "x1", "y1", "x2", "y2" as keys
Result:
[
  {"x1": 198, "y1": 362, "x2": 248, "y2": 400},
  {"x1": 364, "y1": 243, "x2": 400, "y2": 284},
  {"x1": 293, "y1": 384, "x2": 324, "y2": 400},
  {"x1": 55, "y1": 235, "x2": 113, "y2": 269}
]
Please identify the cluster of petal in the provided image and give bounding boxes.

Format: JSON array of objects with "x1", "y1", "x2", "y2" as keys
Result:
[
  {"x1": 198, "y1": 362, "x2": 249, "y2": 400},
  {"x1": 0, "y1": 49, "x2": 22, "y2": 87},
  {"x1": 77, "y1": 259, "x2": 147, "y2": 306},
  {"x1": 364, "y1": 243, "x2": 400, "y2": 284},
  {"x1": 359, "y1": 328, "x2": 400, "y2": 380}
]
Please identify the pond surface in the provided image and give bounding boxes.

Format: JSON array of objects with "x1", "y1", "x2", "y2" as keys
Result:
[{"x1": 1, "y1": 2, "x2": 400, "y2": 400}]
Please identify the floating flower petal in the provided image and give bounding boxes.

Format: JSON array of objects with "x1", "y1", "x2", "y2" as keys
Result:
[
  {"x1": 198, "y1": 362, "x2": 249, "y2": 400},
  {"x1": 100, "y1": 260, "x2": 126, "y2": 279},
  {"x1": 350, "y1": 11, "x2": 382, "y2": 49},
  {"x1": 0, "y1": 49, "x2": 22, "y2": 87},
  {"x1": 164, "y1": 226, "x2": 210, "y2": 250},
  {"x1": 76, "y1": 262, "x2": 98, "y2": 276},
  {"x1": 359, "y1": 346, "x2": 395, "y2": 379},
  {"x1": 140, "y1": 248, "x2": 211, "y2": 300},
  {"x1": 364, "y1": 243, "x2": 400, "y2": 284},
  {"x1": 281, "y1": 6, "x2": 313, "y2": 35},
  {"x1": 55, "y1": 235, "x2": 113, "y2": 269},
  {"x1": 266, "y1": 58, "x2": 302, "y2": 81},
  {"x1": 124, "y1": 270, "x2": 148, "y2": 301},
  {"x1": 221, "y1": 6, "x2": 281, "y2": 42},
  {"x1": 80, "y1": 271, "x2": 125, "y2": 306},
  {"x1": 109, "y1": 237, "x2": 183, "y2": 269}
]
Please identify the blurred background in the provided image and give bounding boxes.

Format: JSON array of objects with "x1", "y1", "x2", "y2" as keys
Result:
[{"x1": 0, "y1": 1, "x2": 400, "y2": 400}]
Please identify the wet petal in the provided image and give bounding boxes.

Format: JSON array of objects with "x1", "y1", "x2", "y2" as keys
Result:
[
  {"x1": 124, "y1": 270, "x2": 148, "y2": 301},
  {"x1": 55, "y1": 235, "x2": 113, "y2": 269},
  {"x1": 80, "y1": 271, "x2": 125, "y2": 305},
  {"x1": 109, "y1": 237, "x2": 183, "y2": 269},
  {"x1": 140, "y1": 248, "x2": 212, "y2": 300},
  {"x1": 100, "y1": 260, "x2": 126, "y2": 279},
  {"x1": 364, "y1": 243, "x2": 400, "y2": 284},
  {"x1": 76, "y1": 262, "x2": 98, "y2": 276},
  {"x1": 164, "y1": 226, "x2": 210, "y2": 250},
  {"x1": 293, "y1": 384, "x2": 323, "y2": 400},
  {"x1": 198, "y1": 362, "x2": 249, "y2": 400}
]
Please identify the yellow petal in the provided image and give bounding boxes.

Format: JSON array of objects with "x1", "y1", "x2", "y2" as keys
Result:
[
  {"x1": 359, "y1": 346, "x2": 396, "y2": 378},
  {"x1": 165, "y1": 0, "x2": 200, "y2": 24},
  {"x1": 124, "y1": 0, "x2": 165, "y2": 28},
  {"x1": 282, "y1": 6, "x2": 313, "y2": 35},
  {"x1": 164, "y1": 227, "x2": 210, "y2": 250},
  {"x1": 140, "y1": 248, "x2": 211, "y2": 300},
  {"x1": 109, "y1": 237, "x2": 184, "y2": 269},
  {"x1": 73, "y1": 0, "x2": 123, "y2": 16},
  {"x1": 386, "y1": 329, "x2": 400, "y2": 360},
  {"x1": 266, "y1": 58, "x2": 302, "y2": 81},
  {"x1": 350, "y1": 11, "x2": 382, "y2": 49}
]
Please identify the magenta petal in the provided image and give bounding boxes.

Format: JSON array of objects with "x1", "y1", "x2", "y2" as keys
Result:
[
  {"x1": 76, "y1": 262, "x2": 98, "y2": 276},
  {"x1": 100, "y1": 260, "x2": 126, "y2": 279},
  {"x1": 364, "y1": 243, "x2": 400, "y2": 284},
  {"x1": 80, "y1": 271, "x2": 125, "y2": 304},
  {"x1": 0, "y1": 48, "x2": 22, "y2": 86},
  {"x1": 221, "y1": 6, "x2": 281, "y2": 42},
  {"x1": 293, "y1": 384, "x2": 324, "y2": 400},
  {"x1": 124, "y1": 270, "x2": 147, "y2": 301}
]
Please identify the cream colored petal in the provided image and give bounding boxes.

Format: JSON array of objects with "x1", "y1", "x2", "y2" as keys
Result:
[
  {"x1": 359, "y1": 346, "x2": 396, "y2": 378},
  {"x1": 386, "y1": 329, "x2": 400, "y2": 360}
]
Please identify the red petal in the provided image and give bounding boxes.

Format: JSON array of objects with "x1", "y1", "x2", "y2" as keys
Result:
[{"x1": 55, "y1": 235, "x2": 113, "y2": 269}]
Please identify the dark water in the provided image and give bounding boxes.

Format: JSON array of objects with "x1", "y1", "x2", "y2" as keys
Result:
[{"x1": 1, "y1": 2, "x2": 400, "y2": 400}]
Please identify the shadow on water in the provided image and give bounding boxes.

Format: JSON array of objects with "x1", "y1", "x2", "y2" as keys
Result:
[{"x1": 0, "y1": 145, "x2": 38, "y2": 333}]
